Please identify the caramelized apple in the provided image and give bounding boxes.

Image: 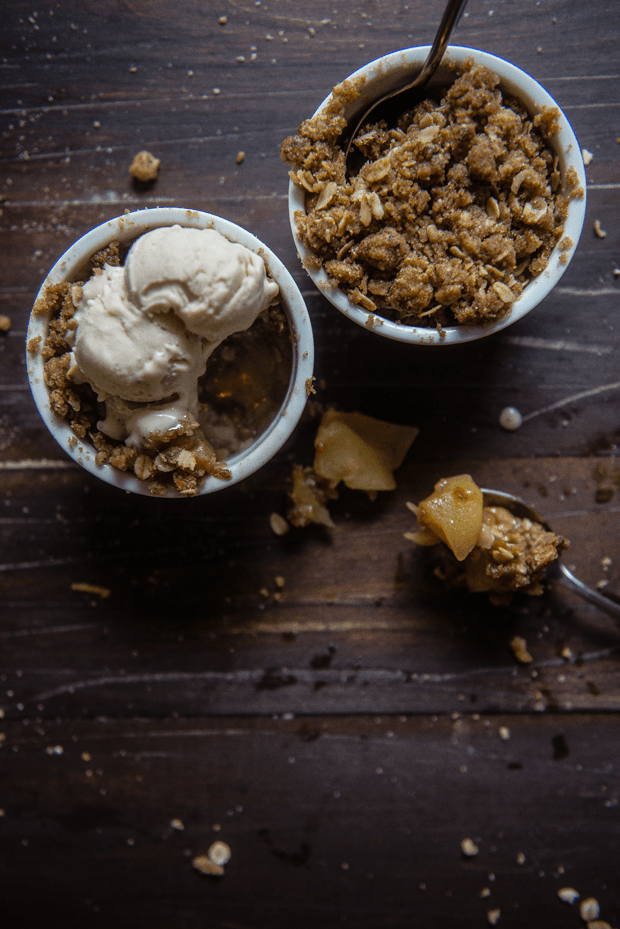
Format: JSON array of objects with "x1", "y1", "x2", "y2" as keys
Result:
[{"x1": 416, "y1": 474, "x2": 483, "y2": 561}]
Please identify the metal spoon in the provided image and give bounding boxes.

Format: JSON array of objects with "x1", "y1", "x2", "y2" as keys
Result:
[
  {"x1": 482, "y1": 488, "x2": 620, "y2": 621},
  {"x1": 343, "y1": 0, "x2": 470, "y2": 170}
]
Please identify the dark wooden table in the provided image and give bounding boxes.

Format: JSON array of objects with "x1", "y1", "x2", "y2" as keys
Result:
[{"x1": 2, "y1": 1, "x2": 620, "y2": 926}]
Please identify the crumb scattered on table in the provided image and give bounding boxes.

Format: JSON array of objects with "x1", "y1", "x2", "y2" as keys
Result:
[
  {"x1": 71, "y1": 582, "x2": 111, "y2": 599},
  {"x1": 208, "y1": 841, "x2": 231, "y2": 866},
  {"x1": 236, "y1": 151, "x2": 246, "y2": 164},
  {"x1": 192, "y1": 854, "x2": 224, "y2": 876},
  {"x1": 593, "y1": 219, "x2": 607, "y2": 238},
  {"x1": 580, "y1": 898, "x2": 600, "y2": 921},
  {"x1": 461, "y1": 837, "x2": 479, "y2": 857},
  {"x1": 582, "y1": 148, "x2": 593, "y2": 165},
  {"x1": 0, "y1": 315, "x2": 11, "y2": 332},
  {"x1": 129, "y1": 150, "x2": 160, "y2": 182},
  {"x1": 510, "y1": 635, "x2": 533, "y2": 664},
  {"x1": 270, "y1": 512, "x2": 290, "y2": 536},
  {"x1": 557, "y1": 887, "x2": 579, "y2": 904}
]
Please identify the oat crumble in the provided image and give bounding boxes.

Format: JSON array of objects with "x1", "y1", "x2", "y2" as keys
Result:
[
  {"x1": 129, "y1": 150, "x2": 160, "y2": 182},
  {"x1": 282, "y1": 60, "x2": 583, "y2": 327}
]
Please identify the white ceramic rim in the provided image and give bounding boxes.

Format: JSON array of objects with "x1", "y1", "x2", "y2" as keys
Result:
[
  {"x1": 26, "y1": 207, "x2": 314, "y2": 497},
  {"x1": 288, "y1": 45, "x2": 587, "y2": 346}
]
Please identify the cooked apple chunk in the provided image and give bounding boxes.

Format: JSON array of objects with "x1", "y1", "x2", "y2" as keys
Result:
[
  {"x1": 413, "y1": 474, "x2": 483, "y2": 562},
  {"x1": 314, "y1": 410, "x2": 419, "y2": 493}
]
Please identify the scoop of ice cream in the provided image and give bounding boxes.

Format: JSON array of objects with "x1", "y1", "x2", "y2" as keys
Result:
[
  {"x1": 69, "y1": 224, "x2": 280, "y2": 448},
  {"x1": 125, "y1": 225, "x2": 279, "y2": 342},
  {"x1": 72, "y1": 265, "x2": 199, "y2": 403}
]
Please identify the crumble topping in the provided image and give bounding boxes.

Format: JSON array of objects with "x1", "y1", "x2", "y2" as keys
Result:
[{"x1": 282, "y1": 60, "x2": 583, "y2": 328}]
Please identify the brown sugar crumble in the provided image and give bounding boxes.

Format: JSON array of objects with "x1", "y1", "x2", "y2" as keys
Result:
[
  {"x1": 35, "y1": 243, "x2": 292, "y2": 496},
  {"x1": 0, "y1": 315, "x2": 11, "y2": 333},
  {"x1": 129, "y1": 150, "x2": 160, "y2": 182},
  {"x1": 282, "y1": 60, "x2": 583, "y2": 328}
]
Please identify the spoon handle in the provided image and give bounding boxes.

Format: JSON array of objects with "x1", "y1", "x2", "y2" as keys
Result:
[
  {"x1": 343, "y1": 0, "x2": 468, "y2": 162},
  {"x1": 558, "y1": 563, "x2": 620, "y2": 621},
  {"x1": 408, "y1": 0, "x2": 470, "y2": 95}
]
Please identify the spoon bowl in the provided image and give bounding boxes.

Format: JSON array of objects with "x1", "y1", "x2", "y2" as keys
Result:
[
  {"x1": 481, "y1": 489, "x2": 620, "y2": 621},
  {"x1": 343, "y1": 0, "x2": 469, "y2": 171}
]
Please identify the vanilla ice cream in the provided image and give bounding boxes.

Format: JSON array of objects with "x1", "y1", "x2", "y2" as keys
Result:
[{"x1": 68, "y1": 225, "x2": 279, "y2": 449}]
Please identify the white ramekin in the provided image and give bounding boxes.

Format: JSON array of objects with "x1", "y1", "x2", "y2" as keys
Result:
[
  {"x1": 27, "y1": 207, "x2": 314, "y2": 497},
  {"x1": 288, "y1": 46, "x2": 587, "y2": 346}
]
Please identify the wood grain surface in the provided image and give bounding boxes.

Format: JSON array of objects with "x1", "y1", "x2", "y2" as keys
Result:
[{"x1": 1, "y1": 0, "x2": 619, "y2": 926}]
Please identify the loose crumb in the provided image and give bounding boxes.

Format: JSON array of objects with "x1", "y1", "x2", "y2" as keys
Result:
[
  {"x1": 480, "y1": 888, "x2": 491, "y2": 898},
  {"x1": 461, "y1": 837, "x2": 479, "y2": 857},
  {"x1": 270, "y1": 512, "x2": 290, "y2": 536},
  {"x1": 558, "y1": 887, "x2": 579, "y2": 904},
  {"x1": 516, "y1": 852, "x2": 525, "y2": 865},
  {"x1": 236, "y1": 151, "x2": 246, "y2": 164},
  {"x1": 487, "y1": 908, "x2": 501, "y2": 925},
  {"x1": 219, "y1": 15, "x2": 227, "y2": 24},
  {"x1": 208, "y1": 840, "x2": 231, "y2": 866},
  {"x1": 582, "y1": 148, "x2": 593, "y2": 166},
  {"x1": 170, "y1": 818, "x2": 184, "y2": 830},
  {"x1": 593, "y1": 220, "x2": 607, "y2": 238},
  {"x1": 71, "y1": 582, "x2": 111, "y2": 599},
  {"x1": 0, "y1": 315, "x2": 11, "y2": 333},
  {"x1": 580, "y1": 899, "x2": 600, "y2": 922},
  {"x1": 192, "y1": 854, "x2": 224, "y2": 876},
  {"x1": 129, "y1": 150, "x2": 160, "y2": 182},
  {"x1": 498, "y1": 726, "x2": 510, "y2": 740},
  {"x1": 510, "y1": 635, "x2": 533, "y2": 664}
]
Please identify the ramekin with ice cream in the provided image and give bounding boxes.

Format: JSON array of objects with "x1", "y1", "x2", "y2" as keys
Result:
[{"x1": 26, "y1": 208, "x2": 314, "y2": 497}]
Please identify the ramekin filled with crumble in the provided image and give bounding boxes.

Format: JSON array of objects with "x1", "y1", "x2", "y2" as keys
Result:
[
  {"x1": 283, "y1": 46, "x2": 586, "y2": 345},
  {"x1": 26, "y1": 208, "x2": 314, "y2": 497}
]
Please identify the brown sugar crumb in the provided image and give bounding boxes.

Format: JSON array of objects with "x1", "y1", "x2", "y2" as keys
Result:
[
  {"x1": 71, "y1": 581, "x2": 111, "y2": 599},
  {"x1": 28, "y1": 335, "x2": 41, "y2": 353},
  {"x1": 236, "y1": 151, "x2": 246, "y2": 164},
  {"x1": 510, "y1": 635, "x2": 533, "y2": 664},
  {"x1": 0, "y1": 315, "x2": 11, "y2": 333},
  {"x1": 129, "y1": 150, "x2": 160, "y2": 182},
  {"x1": 593, "y1": 219, "x2": 607, "y2": 239},
  {"x1": 282, "y1": 60, "x2": 580, "y2": 327}
]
